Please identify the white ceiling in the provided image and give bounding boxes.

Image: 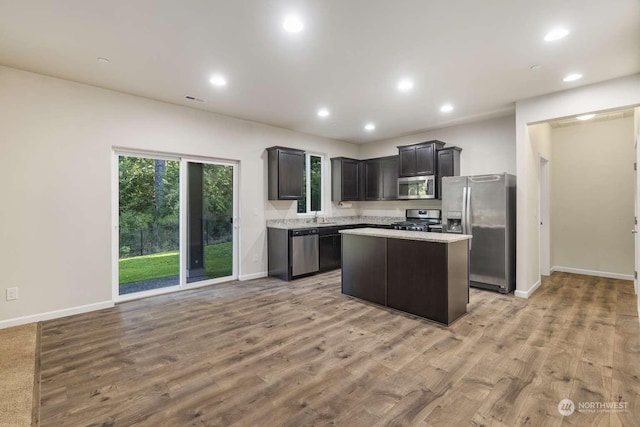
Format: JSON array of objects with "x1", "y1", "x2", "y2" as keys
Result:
[{"x1": 0, "y1": 1, "x2": 638, "y2": 143}]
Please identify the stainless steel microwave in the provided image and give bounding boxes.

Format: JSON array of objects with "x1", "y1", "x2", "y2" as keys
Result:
[{"x1": 397, "y1": 175, "x2": 436, "y2": 199}]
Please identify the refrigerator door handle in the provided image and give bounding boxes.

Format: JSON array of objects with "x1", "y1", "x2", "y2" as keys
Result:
[
  {"x1": 469, "y1": 175, "x2": 501, "y2": 182},
  {"x1": 466, "y1": 187, "x2": 472, "y2": 250},
  {"x1": 461, "y1": 186, "x2": 468, "y2": 234}
]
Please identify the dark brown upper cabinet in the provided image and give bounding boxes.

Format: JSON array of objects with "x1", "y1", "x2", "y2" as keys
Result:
[
  {"x1": 364, "y1": 155, "x2": 398, "y2": 201},
  {"x1": 398, "y1": 140, "x2": 446, "y2": 177},
  {"x1": 381, "y1": 156, "x2": 399, "y2": 200},
  {"x1": 331, "y1": 157, "x2": 361, "y2": 201},
  {"x1": 364, "y1": 159, "x2": 380, "y2": 200},
  {"x1": 436, "y1": 146, "x2": 462, "y2": 199},
  {"x1": 267, "y1": 146, "x2": 305, "y2": 200},
  {"x1": 398, "y1": 146, "x2": 416, "y2": 177}
]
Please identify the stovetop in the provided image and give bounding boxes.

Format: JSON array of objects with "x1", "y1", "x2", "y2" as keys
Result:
[
  {"x1": 391, "y1": 209, "x2": 442, "y2": 232},
  {"x1": 391, "y1": 220, "x2": 440, "y2": 231}
]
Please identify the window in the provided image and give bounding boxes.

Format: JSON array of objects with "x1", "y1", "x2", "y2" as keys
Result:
[{"x1": 297, "y1": 153, "x2": 323, "y2": 214}]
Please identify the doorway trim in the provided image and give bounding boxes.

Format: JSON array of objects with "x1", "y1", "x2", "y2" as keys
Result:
[
  {"x1": 111, "y1": 148, "x2": 240, "y2": 303},
  {"x1": 635, "y1": 124, "x2": 639, "y2": 301},
  {"x1": 539, "y1": 155, "x2": 551, "y2": 276}
]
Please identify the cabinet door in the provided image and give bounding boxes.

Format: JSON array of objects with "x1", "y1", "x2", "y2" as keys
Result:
[
  {"x1": 267, "y1": 228, "x2": 290, "y2": 281},
  {"x1": 381, "y1": 156, "x2": 398, "y2": 200},
  {"x1": 437, "y1": 148, "x2": 461, "y2": 199},
  {"x1": 365, "y1": 160, "x2": 381, "y2": 200},
  {"x1": 319, "y1": 235, "x2": 335, "y2": 272},
  {"x1": 437, "y1": 149, "x2": 453, "y2": 199},
  {"x1": 320, "y1": 234, "x2": 342, "y2": 271},
  {"x1": 387, "y1": 239, "x2": 448, "y2": 323},
  {"x1": 278, "y1": 150, "x2": 304, "y2": 199},
  {"x1": 342, "y1": 235, "x2": 386, "y2": 305},
  {"x1": 416, "y1": 144, "x2": 435, "y2": 175},
  {"x1": 342, "y1": 159, "x2": 360, "y2": 201},
  {"x1": 332, "y1": 234, "x2": 342, "y2": 269},
  {"x1": 437, "y1": 149, "x2": 454, "y2": 177},
  {"x1": 399, "y1": 146, "x2": 416, "y2": 177}
]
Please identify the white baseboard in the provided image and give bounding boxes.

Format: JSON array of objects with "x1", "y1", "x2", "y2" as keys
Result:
[
  {"x1": 514, "y1": 279, "x2": 541, "y2": 299},
  {"x1": 239, "y1": 271, "x2": 268, "y2": 281},
  {"x1": 0, "y1": 300, "x2": 114, "y2": 330},
  {"x1": 551, "y1": 266, "x2": 634, "y2": 281}
]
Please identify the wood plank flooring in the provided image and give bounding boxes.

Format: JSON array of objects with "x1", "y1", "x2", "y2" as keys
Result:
[{"x1": 38, "y1": 271, "x2": 640, "y2": 426}]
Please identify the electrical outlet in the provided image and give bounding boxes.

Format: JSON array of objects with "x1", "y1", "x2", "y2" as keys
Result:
[
  {"x1": 252, "y1": 254, "x2": 259, "y2": 263},
  {"x1": 6, "y1": 287, "x2": 18, "y2": 301}
]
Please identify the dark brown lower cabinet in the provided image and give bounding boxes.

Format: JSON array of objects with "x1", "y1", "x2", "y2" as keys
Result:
[
  {"x1": 319, "y1": 233, "x2": 341, "y2": 272},
  {"x1": 387, "y1": 239, "x2": 469, "y2": 324},
  {"x1": 386, "y1": 239, "x2": 448, "y2": 323},
  {"x1": 341, "y1": 234, "x2": 386, "y2": 306},
  {"x1": 341, "y1": 234, "x2": 469, "y2": 325}
]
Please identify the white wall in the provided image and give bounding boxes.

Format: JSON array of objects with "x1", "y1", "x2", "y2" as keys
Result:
[
  {"x1": 356, "y1": 114, "x2": 516, "y2": 216},
  {"x1": 359, "y1": 114, "x2": 516, "y2": 175},
  {"x1": 550, "y1": 117, "x2": 634, "y2": 278},
  {"x1": 0, "y1": 66, "x2": 359, "y2": 325},
  {"x1": 515, "y1": 73, "x2": 640, "y2": 298}
]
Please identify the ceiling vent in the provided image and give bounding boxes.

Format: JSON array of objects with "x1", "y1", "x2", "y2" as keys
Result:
[{"x1": 185, "y1": 95, "x2": 206, "y2": 103}]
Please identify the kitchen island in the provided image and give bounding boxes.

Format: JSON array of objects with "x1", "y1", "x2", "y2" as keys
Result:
[{"x1": 340, "y1": 228, "x2": 472, "y2": 325}]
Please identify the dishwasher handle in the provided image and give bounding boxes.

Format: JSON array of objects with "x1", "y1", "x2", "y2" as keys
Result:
[{"x1": 290, "y1": 228, "x2": 319, "y2": 237}]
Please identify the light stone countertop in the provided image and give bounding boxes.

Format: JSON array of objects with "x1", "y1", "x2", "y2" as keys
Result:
[
  {"x1": 339, "y1": 227, "x2": 472, "y2": 243},
  {"x1": 266, "y1": 216, "x2": 401, "y2": 230}
]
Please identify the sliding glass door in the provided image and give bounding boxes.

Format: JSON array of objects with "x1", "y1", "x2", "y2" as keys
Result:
[
  {"x1": 118, "y1": 155, "x2": 181, "y2": 295},
  {"x1": 115, "y1": 152, "x2": 238, "y2": 299},
  {"x1": 186, "y1": 162, "x2": 235, "y2": 283}
]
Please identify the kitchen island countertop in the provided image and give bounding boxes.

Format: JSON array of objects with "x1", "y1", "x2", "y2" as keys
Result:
[{"x1": 340, "y1": 227, "x2": 472, "y2": 243}]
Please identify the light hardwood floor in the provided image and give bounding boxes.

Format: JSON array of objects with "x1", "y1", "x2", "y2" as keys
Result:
[{"x1": 38, "y1": 271, "x2": 640, "y2": 426}]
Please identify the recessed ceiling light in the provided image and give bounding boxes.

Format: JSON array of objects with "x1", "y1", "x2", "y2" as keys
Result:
[
  {"x1": 97, "y1": 57, "x2": 110, "y2": 64},
  {"x1": 544, "y1": 28, "x2": 569, "y2": 42},
  {"x1": 283, "y1": 14, "x2": 304, "y2": 33},
  {"x1": 364, "y1": 123, "x2": 376, "y2": 131},
  {"x1": 397, "y1": 79, "x2": 414, "y2": 92},
  {"x1": 576, "y1": 114, "x2": 595, "y2": 121},
  {"x1": 209, "y1": 74, "x2": 227, "y2": 87},
  {"x1": 317, "y1": 108, "x2": 330, "y2": 118},
  {"x1": 440, "y1": 104, "x2": 454, "y2": 113},
  {"x1": 563, "y1": 73, "x2": 583, "y2": 82}
]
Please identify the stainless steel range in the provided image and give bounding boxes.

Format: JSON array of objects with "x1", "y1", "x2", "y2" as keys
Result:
[{"x1": 392, "y1": 209, "x2": 442, "y2": 232}]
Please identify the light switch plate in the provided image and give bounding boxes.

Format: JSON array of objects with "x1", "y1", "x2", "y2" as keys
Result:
[{"x1": 6, "y1": 287, "x2": 18, "y2": 301}]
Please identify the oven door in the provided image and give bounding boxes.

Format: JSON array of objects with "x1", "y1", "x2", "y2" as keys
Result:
[{"x1": 397, "y1": 176, "x2": 435, "y2": 199}]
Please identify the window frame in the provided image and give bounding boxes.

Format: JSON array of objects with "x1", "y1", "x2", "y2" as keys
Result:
[{"x1": 297, "y1": 152, "x2": 325, "y2": 216}]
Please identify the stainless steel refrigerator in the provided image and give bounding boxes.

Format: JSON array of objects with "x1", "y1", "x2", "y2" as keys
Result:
[{"x1": 442, "y1": 173, "x2": 516, "y2": 293}]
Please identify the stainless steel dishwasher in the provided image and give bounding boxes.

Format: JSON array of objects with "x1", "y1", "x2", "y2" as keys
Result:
[{"x1": 290, "y1": 228, "x2": 319, "y2": 278}]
